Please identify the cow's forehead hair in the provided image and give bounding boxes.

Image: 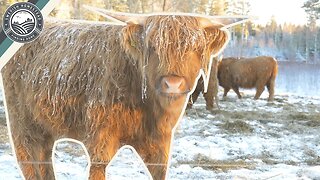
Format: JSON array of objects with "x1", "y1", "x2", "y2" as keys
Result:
[
  {"x1": 143, "y1": 15, "x2": 208, "y2": 63},
  {"x1": 140, "y1": 15, "x2": 228, "y2": 76}
]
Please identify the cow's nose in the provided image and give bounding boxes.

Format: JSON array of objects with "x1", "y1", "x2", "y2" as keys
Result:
[{"x1": 159, "y1": 75, "x2": 189, "y2": 94}]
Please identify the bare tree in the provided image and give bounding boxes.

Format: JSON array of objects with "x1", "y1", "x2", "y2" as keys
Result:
[{"x1": 162, "y1": 0, "x2": 166, "y2": 11}]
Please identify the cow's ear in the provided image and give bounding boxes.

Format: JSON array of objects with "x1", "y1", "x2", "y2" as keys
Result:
[
  {"x1": 120, "y1": 23, "x2": 144, "y2": 61},
  {"x1": 204, "y1": 27, "x2": 229, "y2": 57}
]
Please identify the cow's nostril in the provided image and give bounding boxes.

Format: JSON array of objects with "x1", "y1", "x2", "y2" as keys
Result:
[
  {"x1": 165, "y1": 79, "x2": 182, "y2": 89},
  {"x1": 164, "y1": 80, "x2": 170, "y2": 89},
  {"x1": 160, "y1": 76, "x2": 188, "y2": 94}
]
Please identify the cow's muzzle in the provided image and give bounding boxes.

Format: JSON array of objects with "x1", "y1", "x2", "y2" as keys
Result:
[{"x1": 158, "y1": 75, "x2": 190, "y2": 97}]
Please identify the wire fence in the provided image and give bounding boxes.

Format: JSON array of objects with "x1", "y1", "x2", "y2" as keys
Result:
[{"x1": 17, "y1": 161, "x2": 255, "y2": 168}]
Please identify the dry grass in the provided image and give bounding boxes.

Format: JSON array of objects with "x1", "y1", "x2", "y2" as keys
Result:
[
  {"x1": 220, "y1": 120, "x2": 253, "y2": 134},
  {"x1": 0, "y1": 113, "x2": 8, "y2": 144},
  {"x1": 305, "y1": 157, "x2": 320, "y2": 166},
  {"x1": 289, "y1": 113, "x2": 309, "y2": 120},
  {"x1": 0, "y1": 123, "x2": 9, "y2": 144},
  {"x1": 304, "y1": 118, "x2": 320, "y2": 127},
  {"x1": 176, "y1": 154, "x2": 256, "y2": 172}
]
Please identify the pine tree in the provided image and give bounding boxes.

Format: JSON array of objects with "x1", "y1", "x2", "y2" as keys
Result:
[
  {"x1": 303, "y1": 0, "x2": 320, "y2": 22},
  {"x1": 207, "y1": 0, "x2": 228, "y2": 15},
  {"x1": 303, "y1": 0, "x2": 319, "y2": 63}
]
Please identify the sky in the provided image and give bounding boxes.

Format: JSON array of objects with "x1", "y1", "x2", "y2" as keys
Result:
[{"x1": 249, "y1": 0, "x2": 308, "y2": 25}]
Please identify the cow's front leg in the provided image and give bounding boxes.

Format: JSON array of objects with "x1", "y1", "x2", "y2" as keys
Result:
[
  {"x1": 86, "y1": 134, "x2": 120, "y2": 180},
  {"x1": 232, "y1": 86, "x2": 242, "y2": 99},
  {"x1": 254, "y1": 84, "x2": 265, "y2": 100},
  {"x1": 223, "y1": 87, "x2": 230, "y2": 99},
  {"x1": 11, "y1": 129, "x2": 55, "y2": 180},
  {"x1": 187, "y1": 77, "x2": 204, "y2": 109},
  {"x1": 134, "y1": 133, "x2": 172, "y2": 180}
]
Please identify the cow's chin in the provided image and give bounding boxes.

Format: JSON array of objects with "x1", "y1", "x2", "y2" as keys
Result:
[
  {"x1": 157, "y1": 91, "x2": 189, "y2": 112},
  {"x1": 159, "y1": 91, "x2": 189, "y2": 98}
]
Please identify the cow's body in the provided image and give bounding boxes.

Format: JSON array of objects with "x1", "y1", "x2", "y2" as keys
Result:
[
  {"x1": 2, "y1": 16, "x2": 229, "y2": 180},
  {"x1": 218, "y1": 56, "x2": 278, "y2": 101}
]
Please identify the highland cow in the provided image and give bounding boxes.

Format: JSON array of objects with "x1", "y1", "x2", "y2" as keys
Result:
[
  {"x1": 218, "y1": 56, "x2": 278, "y2": 101},
  {"x1": 1, "y1": 14, "x2": 233, "y2": 180}
]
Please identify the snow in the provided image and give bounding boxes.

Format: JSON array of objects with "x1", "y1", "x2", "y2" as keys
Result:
[
  {"x1": 0, "y1": 62, "x2": 320, "y2": 179},
  {"x1": 0, "y1": 91, "x2": 319, "y2": 179}
]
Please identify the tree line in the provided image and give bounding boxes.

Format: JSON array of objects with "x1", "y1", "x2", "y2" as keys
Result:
[{"x1": 1, "y1": 0, "x2": 319, "y2": 63}]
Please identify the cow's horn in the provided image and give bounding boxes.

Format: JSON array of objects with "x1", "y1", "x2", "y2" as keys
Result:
[
  {"x1": 83, "y1": 5, "x2": 253, "y2": 28},
  {"x1": 198, "y1": 17, "x2": 225, "y2": 29},
  {"x1": 209, "y1": 15, "x2": 256, "y2": 29},
  {"x1": 83, "y1": 5, "x2": 146, "y2": 25}
]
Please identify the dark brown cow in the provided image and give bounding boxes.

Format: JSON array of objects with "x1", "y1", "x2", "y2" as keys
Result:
[
  {"x1": 218, "y1": 56, "x2": 278, "y2": 101},
  {"x1": 187, "y1": 56, "x2": 220, "y2": 110},
  {"x1": 1, "y1": 15, "x2": 231, "y2": 179}
]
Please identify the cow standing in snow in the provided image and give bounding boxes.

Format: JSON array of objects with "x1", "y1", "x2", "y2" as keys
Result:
[
  {"x1": 1, "y1": 13, "x2": 237, "y2": 179},
  {"x1": 218, "y1": 56, "x2": 278, "y2": 101}
]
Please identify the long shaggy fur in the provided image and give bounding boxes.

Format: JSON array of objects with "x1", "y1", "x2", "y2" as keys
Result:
[
  {"x1": 144, "y1": 16, "x2": 225, "y2": 73},
  {"x1": 2, "y1": 15, "x2": 228, "y2": 180}
]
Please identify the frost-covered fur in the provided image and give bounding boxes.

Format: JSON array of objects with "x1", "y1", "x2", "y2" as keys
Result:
[
  {"x1": 218, "y1": 56, "x2": 278, "y2": 101},
  {"x1": 2, "y1": 16, "x2": 228, "y2": 180}
]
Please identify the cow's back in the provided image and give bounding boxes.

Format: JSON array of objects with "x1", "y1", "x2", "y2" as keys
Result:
[
  {"x1": 228, "y1": 56, "x2": 276, "y2": 88},
  {"x1": 4, "y1": 20, "x2": 144, "y2": 102},
  {"x1": 1, "y1": 20, "x2": 142, "y2": 137}
]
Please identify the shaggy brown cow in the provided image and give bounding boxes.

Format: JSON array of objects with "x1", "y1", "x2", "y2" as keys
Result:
[
  {"x1": 187, "y1": 56, "x2": 220, "y2": 110},
  {"x1": 218, "y1": 56, "x2": 278, "y2": 101},
  {"x1": 1, "y1": 14, "x2": 233, "y2": 179}
]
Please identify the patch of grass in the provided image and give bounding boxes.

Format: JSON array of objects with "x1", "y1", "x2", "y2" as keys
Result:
[
  {"x1": 56, "y1": 142, "x2": 86, "y2": 157},
  {"x1": 177, "y1": 154, "x2": 256, "y2": 172},
  {"x1": 267, "y1": 131, "x2": 282, "y2": 138},
  {"x1": 285, "y1": 160, "x2": 298, "y2": 166},
  {"x1": 0, "y1": 124, "x2": 9, "y2": 144},
  {"x1": 304, "y1": 119, "x2": 320, "y2": 127},
  {"x1": 305, "y1": 157, "x2": 320, "y2": 165},
  {"x1": 303, "y1": 148, "x2": 320, "y2": 165},
  {"x1": 304, "y1": 148, "x2": 318, "y2": 158},
  {"x1": 274, "y1": 97, "x2": 286, "y2": 103},
  {"x1": 309, "y1": 113, "x2": 320, "y2": 120},
  {"x1": 258, "y1": 150, "x2": 300, "y2": 166},
  {"x1": 261, "y1": 158, "x2": 278, "y2": 165},
  {"x1": 289, "y1": 113, "x2": 309, "y2": 120},
  {"x1": 230, "y1": 112, "x2": 246, "y2": 119},
  {"x1": 220, "y1": 120, "x2": 253, "y2": 134},
  {"x1": 208, "y1": 109, "x2": 222, "y2": 115},
  {"x1": 261, "y1": 159, "x2": 298, "y2": 166},
  {"x1": 0, "y1": 116, "x2": 6, "y2": 126},
  {"x1": 222, "y1": 110, "x2": 275, "y2": 121},
  {"x1": 260, "y1": 112, "x2": 273, "y2": 119},
  {"x1": 288, "y1": 113, "x2": 320, "y2": 123},
  {"x1": 283, "y1": 104, "x2": 295, "y2": 111}
]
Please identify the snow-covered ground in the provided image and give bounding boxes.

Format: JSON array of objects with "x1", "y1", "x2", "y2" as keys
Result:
[
  {"x1": 172, "y1": 92, "x2": 320, "y2": 179},
  {"x1": 0, "y1": 61, "x2": 319, "y2": 179},
  {"x1": 0, "y1": 90, "x2": 320, "y2": 180}
]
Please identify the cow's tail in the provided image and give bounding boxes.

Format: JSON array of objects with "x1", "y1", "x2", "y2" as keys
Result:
[
  {"x1": 267, "y1": 58, "x2": 278, "y2": 101},
  {"x1": 271, "y1": 58, "x2": 278, "y2": 82}
]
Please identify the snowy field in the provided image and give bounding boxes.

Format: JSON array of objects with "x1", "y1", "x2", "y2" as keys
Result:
[
  {"x1": 0, "y1": 92, "x2": 320, "y2": 179},
  {"x1": 0, "y1": 62, "x2": 320, "y2": 179}
]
